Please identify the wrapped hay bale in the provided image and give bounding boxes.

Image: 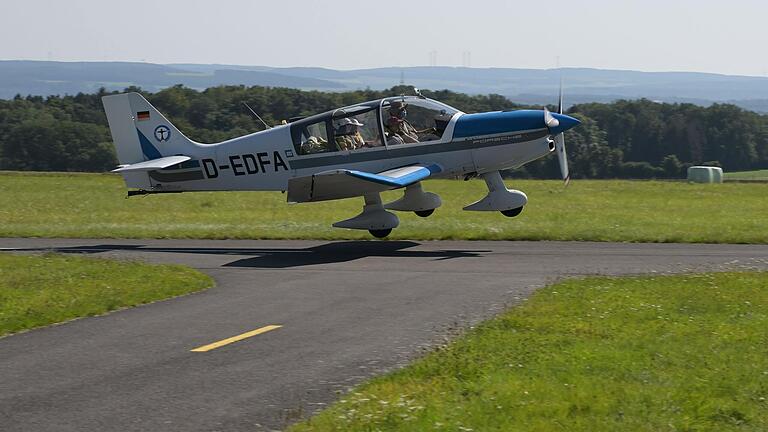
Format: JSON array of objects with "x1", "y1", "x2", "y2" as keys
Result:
[
  {"x1": 711, "y1": 167, "x2": 723, "y2": 183},
  {"x1": 687, "y1": 166, "x2": 723, "y2": 183}
]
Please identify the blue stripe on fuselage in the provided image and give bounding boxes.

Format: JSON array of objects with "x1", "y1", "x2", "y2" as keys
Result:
[{"x1": 452, "y1": 110, "x2": 546, "y2": 139}]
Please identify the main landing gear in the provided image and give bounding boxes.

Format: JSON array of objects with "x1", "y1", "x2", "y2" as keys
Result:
[
  {"x1": 332, "y1": 182, "x2": 441, "y2": 238},
  {"x1": 332, "y1": 193, "x2": 400, "y2": 237},
  {"x1": 332, "y1": 172, "x2": 526, "y2": 238},
  {"x1": 384, "y1": 182, "x2": 441, "y2": 216}
]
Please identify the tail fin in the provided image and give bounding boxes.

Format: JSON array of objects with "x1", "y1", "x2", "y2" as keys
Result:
[{"x1": 102, "y1": 92, "x2": 197, "y2": 188}]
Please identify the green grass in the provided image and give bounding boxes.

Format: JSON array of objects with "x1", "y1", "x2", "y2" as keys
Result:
[
  {"x1": 1, "y1": 171, "x2": 767, "y2": 243},
  {"x1": 725, "y1": 169, "x2": 768, "y2": 181},
  {"x1": 290, "y1": 272, "x2": 768, "y2": 432},
  {"x1": 0, "y1": 252, "x2": 213, "y2": 336}
]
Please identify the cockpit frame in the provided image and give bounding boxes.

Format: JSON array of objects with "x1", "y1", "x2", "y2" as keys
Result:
[{"x1": 289, "y1": 96, "x2": 462, "y2": 158}]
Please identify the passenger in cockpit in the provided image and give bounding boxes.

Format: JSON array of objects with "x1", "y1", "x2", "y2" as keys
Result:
[{"x1": 334, "y1": 117, "x2": 366, "y2": 151}]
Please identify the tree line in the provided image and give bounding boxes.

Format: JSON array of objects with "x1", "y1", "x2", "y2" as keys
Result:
[{"x1": 1, "y1": 85, "x2": 766, "y2": 178}]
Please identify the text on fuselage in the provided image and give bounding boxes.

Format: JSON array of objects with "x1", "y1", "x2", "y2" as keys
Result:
[{"x1": 201, "y1": 151, "x2": 289, "y2": 178}]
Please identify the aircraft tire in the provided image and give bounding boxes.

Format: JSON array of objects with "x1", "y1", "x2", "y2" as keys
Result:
[
  {"x1": 414, "y1": 209, "x2": 435, "y2": 218},
  {"x1": 501, "y1": 206, "x2": 524, "y2": 218},
  {"x1": 369, "y1": 229, "x2": 392, "y2": 238}
]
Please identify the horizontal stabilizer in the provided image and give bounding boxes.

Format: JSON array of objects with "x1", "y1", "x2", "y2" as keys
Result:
[
  {"x1": 112, "y1": 155, "x2": 191, "y2": 173},
  {"x1": 287, "y1": 163, "x2": 441, "y2": 203}
]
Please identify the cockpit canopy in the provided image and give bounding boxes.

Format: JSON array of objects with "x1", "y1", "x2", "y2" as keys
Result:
[{"x1": 289, "y1": 96, "x2": 461, "y2": 156}]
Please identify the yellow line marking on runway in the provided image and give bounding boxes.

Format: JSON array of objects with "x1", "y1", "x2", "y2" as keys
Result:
[{"x1": 190, "y1": 325, "x2": 282, "y2": 352}]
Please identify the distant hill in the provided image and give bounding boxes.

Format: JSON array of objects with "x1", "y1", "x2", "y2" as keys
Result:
[
  {"x1": 3, "y1": 61, "x2": 768, "y2": 112},
  {"x1": 0, "y1": 61, "x2": 345, "y2": 98}
]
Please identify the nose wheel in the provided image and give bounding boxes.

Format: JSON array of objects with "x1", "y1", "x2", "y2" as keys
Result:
[{"x1": 463, "y1": 171, "x2": 528, "y2": 213}]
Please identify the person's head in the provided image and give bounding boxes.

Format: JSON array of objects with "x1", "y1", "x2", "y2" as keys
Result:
[
  {"x1": 389, "y1": 100, "x2": 408, "y2": 119},
  {"x1": 335, "y1": 117, "x2": 364, "y2": 135}
]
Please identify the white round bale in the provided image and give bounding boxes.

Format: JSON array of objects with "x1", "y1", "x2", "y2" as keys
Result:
[
  {"x1": 711, "y1": 167, "x2": 723, "y2": 183},
  {"x1": 687, "y1": 166, "x2": 721, "y2": 183}
]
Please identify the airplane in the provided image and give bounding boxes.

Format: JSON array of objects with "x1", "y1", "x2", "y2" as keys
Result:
[{"x1": 102, "y1": 89, "x2": 580, "y2": 238}]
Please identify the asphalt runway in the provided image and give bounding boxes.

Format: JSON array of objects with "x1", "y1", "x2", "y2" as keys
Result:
[{"x1": 1, "y1": 239, "x2": 768, "y2": 431}]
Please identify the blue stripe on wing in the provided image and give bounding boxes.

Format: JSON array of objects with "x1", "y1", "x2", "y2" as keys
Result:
[{"x1": 345, "y1": 164, "x2": 442, "y2": 188}]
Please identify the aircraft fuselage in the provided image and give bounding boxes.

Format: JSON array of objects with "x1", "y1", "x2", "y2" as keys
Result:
[{"x1": 141, "y1": 109, "x2": 575, "y2": 193}]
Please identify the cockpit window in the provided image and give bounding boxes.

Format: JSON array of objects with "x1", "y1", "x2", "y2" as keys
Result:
[
  {"x1": 290, "y1": 97, "x2": 459, "y2": 155},
  {"x1": 382, "y1": 98, "x2": 458, "y2": 145},
  {"x1": 292, "y1": 119, "x2": 331, "y2": 155},
  {"x1": 331, "y1": 108, "x2": 383, "y2": 151}
]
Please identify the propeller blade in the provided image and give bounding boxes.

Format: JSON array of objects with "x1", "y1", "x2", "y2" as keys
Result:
[
  {"x1": 554, "y1": 132, "x2": 570, "y2": 186},
  {"x1": 555, "y1": 77, "x2": 569, "y2": 185},
  {"x1": 544, "y1": 108, "x2": 560, "y2": 128}
]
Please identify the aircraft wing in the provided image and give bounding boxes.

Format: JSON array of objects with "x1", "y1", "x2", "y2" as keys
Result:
[
  {"x1": 112, "y1": 155, "x2": 191, "y2": 173},
  {"x1": 287, "y1": 164, "x2": 441, "y2": 203}
]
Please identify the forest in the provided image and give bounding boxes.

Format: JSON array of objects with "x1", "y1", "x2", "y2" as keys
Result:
[{"x1": 1, "y1": 84, "x2": 766, "y2": 178}]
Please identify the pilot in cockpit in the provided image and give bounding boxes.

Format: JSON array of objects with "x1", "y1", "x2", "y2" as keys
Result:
[{"x1": 385, "y1": 100, "x2": 438, "y2": 144}]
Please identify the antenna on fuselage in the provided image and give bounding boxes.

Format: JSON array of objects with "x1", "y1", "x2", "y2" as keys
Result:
[{"x1": 242, "y1": 102, "x2": 272, "y2": 130}]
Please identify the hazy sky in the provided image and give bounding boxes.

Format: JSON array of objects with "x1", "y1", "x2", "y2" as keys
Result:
[{"x1": 2, "y1": 0, "x2": 766, "y2": 76}]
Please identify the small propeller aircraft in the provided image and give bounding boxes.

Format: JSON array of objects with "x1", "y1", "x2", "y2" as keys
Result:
[{"x1": 102, "y1": 89, "x2": 580, "y2": 238}]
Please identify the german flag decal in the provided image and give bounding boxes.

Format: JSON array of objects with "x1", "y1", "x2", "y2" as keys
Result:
[{"x1": 136, "y1": 111, "x2": 150, "y2": 121}]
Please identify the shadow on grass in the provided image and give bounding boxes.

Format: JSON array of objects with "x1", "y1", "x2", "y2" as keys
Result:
[{"x1": 8, "y1": 241, "x2": 491, "y2": 268}]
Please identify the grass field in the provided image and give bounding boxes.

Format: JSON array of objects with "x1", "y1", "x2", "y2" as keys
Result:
[
  {"x1": 725, "y1": 169, "x2": 768, "y2": 181},
  {"x1": 0, "y1": 171, "x2": 767, "y2": 243},
  {"x1": 290, "y1": 272, "x2": 768, "y2": 432},
  {"x1": 0, "y1": 252, "x2": 213, "y2": 336}
]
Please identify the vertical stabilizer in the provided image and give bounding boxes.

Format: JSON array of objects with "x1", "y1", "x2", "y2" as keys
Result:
[{"x1": 102, "y1": 92, "x2": 199, "y2": 189}]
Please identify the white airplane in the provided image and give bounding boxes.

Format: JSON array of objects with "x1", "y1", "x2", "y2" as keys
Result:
[{"x1": 102, "y1": 90, "x2": 579, "y2": 238}]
